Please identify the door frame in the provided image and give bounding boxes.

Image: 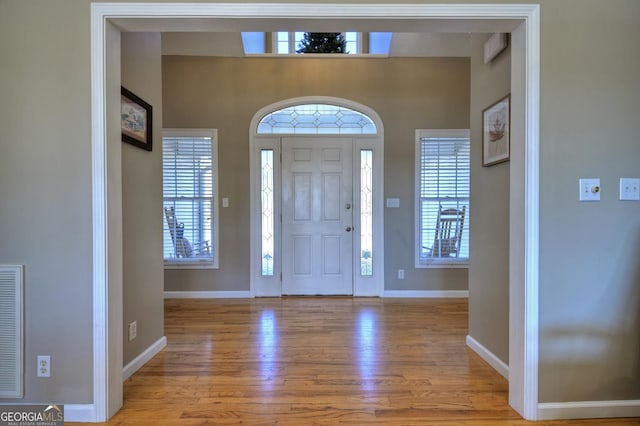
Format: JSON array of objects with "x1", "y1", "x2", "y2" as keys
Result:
[
  {"x1": 249, "y1": 97, "x2": 385, "y2": 298},
  {"x1": 91, "y1": 3, "x2": 540, "y2": 421}
]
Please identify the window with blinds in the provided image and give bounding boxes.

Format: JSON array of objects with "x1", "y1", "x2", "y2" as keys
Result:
[
  {"x1": 415, "y1": 130, "x2": 470, "y2": 267},
  {"x1": 162, "y1": 130, "x2": 218, "y2": 267}
]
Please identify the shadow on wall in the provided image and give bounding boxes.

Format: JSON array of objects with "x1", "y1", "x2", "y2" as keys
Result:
[{"x1": 540, "y1": 228, "x2": 640, "y2": 402}]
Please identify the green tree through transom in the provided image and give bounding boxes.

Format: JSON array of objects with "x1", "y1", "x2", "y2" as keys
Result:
[{"x1": 296, "y1": 33, "x2": 348, "y2": 54}]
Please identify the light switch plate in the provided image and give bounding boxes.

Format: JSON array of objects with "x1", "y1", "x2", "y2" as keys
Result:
[
  {"x1": 386, "y1": 198, "x2": 400, "y2": 208},
  {"x1": 579, "y1": 178, "x2": 601, "y2": 201},
  {"x1": 620, "y1": 178, "x2": 640, "y2": 201}
]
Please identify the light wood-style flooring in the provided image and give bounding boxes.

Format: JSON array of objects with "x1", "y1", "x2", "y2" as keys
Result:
[{"x1": 73, "y1": 298, "x2": 639, "y2": 425}]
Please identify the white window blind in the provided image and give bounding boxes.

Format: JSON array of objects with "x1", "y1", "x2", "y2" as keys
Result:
[
  {"x1": 162, "y1": 130, "x2": 218, "y2": 267},
  {"x1": 416, "y1": 130, "x2": 470, "y2": 266}
]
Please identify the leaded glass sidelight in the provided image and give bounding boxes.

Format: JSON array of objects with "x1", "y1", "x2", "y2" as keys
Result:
[
  {"x1": 360, "y1": 150, "x2": 373, "y2": 276},
  {"x1": 257, "y1": 104, "x2": 377, "y2": 135},
  {"x1": 261, "y1": 150, "x2": 275, "y2": 276}
]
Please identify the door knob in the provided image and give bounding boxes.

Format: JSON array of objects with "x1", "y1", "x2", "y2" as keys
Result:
[
  {"x1": 346, "y1": 226, "x2": 352, "y2": 232},
  {"x1": 345, "y1": 203, "x2": 352, "y2": 210}
]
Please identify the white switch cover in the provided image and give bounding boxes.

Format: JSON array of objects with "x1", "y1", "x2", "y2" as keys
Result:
[
  {"x1": 619, "y1": 178, "x2": 640, "y2": 201},
  {"x1": 386, "y1": 198, "x2": 400, "y2": 208},
  {"x1": 579, "y1": 178, "x2": 601, "y2": 201},
  {"x1": 222, "y1": 197, "x2": 229, "y2": 208}
]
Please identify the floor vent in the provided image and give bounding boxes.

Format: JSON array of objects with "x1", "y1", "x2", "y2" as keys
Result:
[{"x1": 0, "y1": 265, "x2": 23, "y2": 398}]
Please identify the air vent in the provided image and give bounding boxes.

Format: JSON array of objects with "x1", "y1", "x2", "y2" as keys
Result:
[{"x1": 0, "y1": 265, "x2": 24, "y2": 398}]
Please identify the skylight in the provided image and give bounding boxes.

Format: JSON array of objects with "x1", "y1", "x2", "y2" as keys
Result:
[
  {"x1": 369, "y1": 32, "x2": 393, "y2": 54},
  {"x1": 241, "y1": 32, "x2": 266, "y2": 54}
]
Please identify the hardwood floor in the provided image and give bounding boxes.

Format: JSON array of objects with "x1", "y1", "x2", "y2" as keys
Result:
[{"x1": 73, "y1": 298, "x2": 639, "y2": 425}]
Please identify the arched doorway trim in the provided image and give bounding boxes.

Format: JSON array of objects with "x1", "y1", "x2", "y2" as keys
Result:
[{"x1": 249, "y1": 96, "x2": 385, "y2": 297}]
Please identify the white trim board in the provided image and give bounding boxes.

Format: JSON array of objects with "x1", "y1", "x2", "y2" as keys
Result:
[
  {"x1": 64, "y1": 405, "x2": 97, "y2": 423},
  {"x1": 65, "y1": 332, "x2": 167, "y2": 422},
  {"x1": 383, "y1": 290, "x2": 468, "y2": 298},
  {"x1": 466, "y1": 335, "x2": 509, "y2": 380},
  {"x1": 122, "y1": 336, "x2": 167, "y2": 381},
  {"x1": 91, "y1": 3, "x2": 540, "y2": 421},
  {"x1": 538, "y1": 400, "x2": 640, "y2": 420},
  {"x1": 164, "y1": 291, "x2": 252, "y2": 299}
]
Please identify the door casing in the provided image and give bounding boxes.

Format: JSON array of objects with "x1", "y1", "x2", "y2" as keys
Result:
[
  {"x1": 250, "y1": 97, "x2": 385, "y2": 298},
  {"x1": 91, "y1": 3, "x2": 540, "y2": 421}
]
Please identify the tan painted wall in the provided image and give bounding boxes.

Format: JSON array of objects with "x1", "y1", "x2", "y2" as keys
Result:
[
  {"x1": 468, "y1": 34, "x2": 511, "y2": 364},
  {"x1": 161, "y1": 56, "x2": 471, "y2": 293},
  {"x1": 537, "y1": 0, "x2": 640, "y2": 402},
  {"x1": 0, "y1": 0, "x2": 94, "y2": 403},
  {"x1": 121, "y1": 32, "x2": 165, "y2": 366},
  {"x1": 1, "y1": 0, "x2": 640, "y2": 408}
]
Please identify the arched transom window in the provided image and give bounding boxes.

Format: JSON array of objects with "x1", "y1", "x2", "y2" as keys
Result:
[{"x1": 257, "y1": 103, "x2": 377, "y2": 135}]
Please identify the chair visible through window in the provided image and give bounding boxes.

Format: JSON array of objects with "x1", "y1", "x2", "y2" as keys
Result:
[
  {"x1": 429, "y1": 205, "x2": 466, "y2": 258},
  {"x1": 164, "y1": 206, "x2": 210, "y2": 259}
]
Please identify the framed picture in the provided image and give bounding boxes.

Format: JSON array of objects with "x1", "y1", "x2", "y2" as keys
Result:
[
  {"x1": 482, "y1": 94, "x2": 510, "y2": 166},
  {"x1": 121, "y1": 86, "x2": 152, "y2": 151}
]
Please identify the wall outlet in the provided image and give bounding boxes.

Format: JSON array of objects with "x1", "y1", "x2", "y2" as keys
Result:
[
  {"x1": 37, "y1": 355, "x2": 51, "y2": 377},
  {"x1": 128, "y1": 321, "x2": 137, "y2": 341},
  {"x1": 398, "y1": 269, "x2": 405, "y2": 279}
]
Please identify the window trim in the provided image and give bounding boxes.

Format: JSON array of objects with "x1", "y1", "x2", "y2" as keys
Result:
[
  {"x1": 414, "y1": 129, "x2": 470, "y2": 269},
  {"x1": 256, "y1": 103, "x2": 377, "y2": 135},
  {"x1": 162, "y1": 128, "x2": 219, "y2": 269}
]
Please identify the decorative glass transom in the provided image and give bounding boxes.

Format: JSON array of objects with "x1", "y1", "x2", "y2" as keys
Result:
[{"x1": 257, "y1": 104, "x2": 377, "y2": 135}]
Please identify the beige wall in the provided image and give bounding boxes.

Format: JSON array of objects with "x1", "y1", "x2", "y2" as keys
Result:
[
  {"x1": 161, "y1": 56, "x2": 471, "y2": 292},
  {"x1": 537, "y1": 0, "x2": 640, "y2": 402},
  {"x1": 468, "y1": 34, "x2": 511, "y2": 364},
  {"x1": 121, "y1": 33, "x2": 165, "y2": 366},
  {"x1": 1, "y1": 0, "x2": 640, "y2": 411},
  {"x1": 0, "y1": 0, "x2": 94, "y2": 403}
]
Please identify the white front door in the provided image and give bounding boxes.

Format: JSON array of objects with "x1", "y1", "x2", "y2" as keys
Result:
[{"x1": 281, "y1": 137, "x2": 353, "y2": 295}]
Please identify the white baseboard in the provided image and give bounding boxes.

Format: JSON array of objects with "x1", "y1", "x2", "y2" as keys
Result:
[
  {"x1": 123, "y1": 336, "x2": 167, "y2": 381},
  {"x1": 64, "y1": 404, "x2": 96, "y2": 422},
  {"x1": 383, "y1": 290, "x2": 468, "y2": 298},
  {"x1": 466, "y1": 335, "x2": 509, "y2": 379},
  {"x1": 538, "y1": 400, "x2": 640, "y2": 420},
  {"x1": 164, "y1": 291, "x2": 252, "y2": 299}
]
